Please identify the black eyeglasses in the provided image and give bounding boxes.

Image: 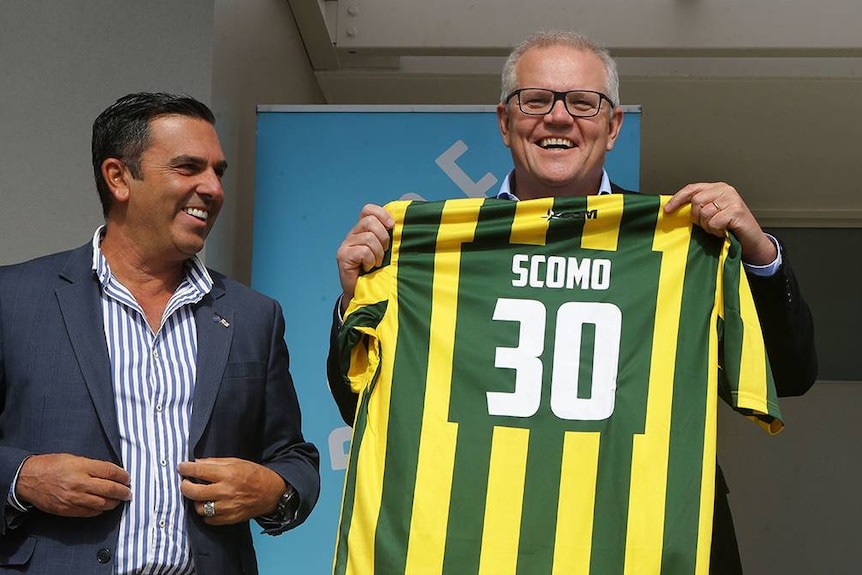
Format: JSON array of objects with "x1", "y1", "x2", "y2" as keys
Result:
[{"x1": 505, "y1": 88, "x2": 614, "y2": 118}]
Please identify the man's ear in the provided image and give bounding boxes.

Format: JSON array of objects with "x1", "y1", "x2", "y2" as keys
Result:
[
  {"x1": 605, "y1": 106, "x2": 624, "y2": 152},
  {"x1": 497, "y1": 103, "x2": 513, "y2": 148},
  {"x1": 101, "y1": 158, "x2": 131, "y2": 203}
]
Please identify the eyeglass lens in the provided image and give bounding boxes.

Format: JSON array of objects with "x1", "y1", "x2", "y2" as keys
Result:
[{"x1": 518, "y1": 89, "x2": 602, "y2": 117}]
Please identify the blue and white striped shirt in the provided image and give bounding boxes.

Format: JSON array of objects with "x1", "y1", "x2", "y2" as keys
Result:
[{"x1": 92, "y1": 227, "x2": 212, "y2": 575}]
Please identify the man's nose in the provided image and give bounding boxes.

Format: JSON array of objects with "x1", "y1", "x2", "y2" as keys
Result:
[
  {"x1": 197, "y1": 169, "x2": 224, "y2": 198},
  {"x1": 545, "y1": 98, "x2": 573, "y2": 123}
]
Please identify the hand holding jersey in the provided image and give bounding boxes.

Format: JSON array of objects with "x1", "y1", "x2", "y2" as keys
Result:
[
  {"x1": 335, "y1": 204, "x2": 394, "y2": 315},
  {"x1": 335, "y1": 179, "x2": 781, "y2": 312},
  {"x1": 665, "y1": 182, "x2": 779, "y2": 266}
]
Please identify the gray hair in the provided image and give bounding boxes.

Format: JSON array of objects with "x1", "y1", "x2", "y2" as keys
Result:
[{"x1": 500, "y1": 30, "x2": 620, "y2": 107}]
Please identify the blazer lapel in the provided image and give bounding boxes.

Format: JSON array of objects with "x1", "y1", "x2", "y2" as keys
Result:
[
  {"x1": 55, "y1": 245, "x2": 122, "y2": 462},
  {"x1": 188, "y1": 283, "x2": 233, "y2": 453}
]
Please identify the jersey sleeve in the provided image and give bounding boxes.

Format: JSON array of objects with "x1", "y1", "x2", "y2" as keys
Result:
[
  {"x1": 339, "y1": 296, "x2": 388, "y2": 396},
  {"x1": 337, "y1": 200, "x2": 412, "y2": 397},
  {"x1": 717, "y1": 232, "x2": 784, "y2": 435}
]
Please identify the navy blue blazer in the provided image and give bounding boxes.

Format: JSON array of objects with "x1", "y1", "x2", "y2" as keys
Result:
[{"x1": 0, "y1": 243, "x2": 320, "y2": 574}]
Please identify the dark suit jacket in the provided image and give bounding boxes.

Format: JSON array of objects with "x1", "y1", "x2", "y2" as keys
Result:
[
  {"x1": 0, "y1": 244, "x2": 320, "y2": 574},
  {"x1": 325, "y1": 187, "x2": 817, "y2": 574}
]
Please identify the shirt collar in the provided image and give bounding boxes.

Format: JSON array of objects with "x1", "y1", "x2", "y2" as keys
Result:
[
  {"x1": 90, "y1": 225, "x2": 214, "y2": 296},
  {"x1": 495, "y1": 169, "x2": 612, "y2": 200}
]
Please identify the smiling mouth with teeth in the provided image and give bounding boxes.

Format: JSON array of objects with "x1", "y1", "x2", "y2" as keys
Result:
[
  {"x1": 184, "y1": 207, "x2": 209, "y2": 221},
  {"x1": 539, "y1": 137, "x2": 575, "y2": 149}
]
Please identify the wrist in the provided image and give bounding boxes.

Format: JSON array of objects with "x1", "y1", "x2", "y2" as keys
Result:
[
  {"x1": 274, "y1": 484, "x2": 297, "y2": 521},
  {"x1": 260, "y1": 482, "x2": 297, "y2": 527},
  {"x1": 742, "y1": 233, "x2": 778, "y2": 266},
  {"x1": 339, "y1": 293, "x2": 352, "y2": 316}
]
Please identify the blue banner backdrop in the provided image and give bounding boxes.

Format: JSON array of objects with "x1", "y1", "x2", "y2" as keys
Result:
[{"x1": 249, "y1": 105, "x2": 641, "y2": 573}]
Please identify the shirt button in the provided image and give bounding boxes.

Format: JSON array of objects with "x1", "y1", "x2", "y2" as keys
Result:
[
  {"x1": 159, "y1": 519, "x2": 166, "y2": 528},
  {"x1": 153, "y1": 350, "x2": 160, "y2": 359},
  {"x1": 156, "y1": 404, "x2": 163, "y2": 412},
  {"x1": 96, "y1": 548, "x2": 112, "y2": 564},
  {"x1": 160, "y1": 459, "x2": 167, "y2": 467}
]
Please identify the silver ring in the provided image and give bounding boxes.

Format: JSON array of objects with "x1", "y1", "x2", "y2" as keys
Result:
[{"x1": 203, "y1": 500, "x2": 216, "y2": 518}]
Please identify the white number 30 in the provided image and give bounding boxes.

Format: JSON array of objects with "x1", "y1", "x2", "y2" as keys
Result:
[{"x1": 487, "y1": 298, "x2": 621, "y2": 421}]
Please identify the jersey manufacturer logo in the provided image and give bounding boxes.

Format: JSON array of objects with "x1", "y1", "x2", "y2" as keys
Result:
[{"x1": 544, "y1": 208, "x2": 598, "y2": 221}]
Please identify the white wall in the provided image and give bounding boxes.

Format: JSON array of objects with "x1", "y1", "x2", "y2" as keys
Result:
[
  {"x1": 0, "y1": 0, "x2": 215, "y2": 265},
  {"x1": 209, "y1": 0, "x2": 324, "y2": 282}
]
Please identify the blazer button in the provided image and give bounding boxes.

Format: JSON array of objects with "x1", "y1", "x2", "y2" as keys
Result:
[{"x1": 96, "y1": 548, "x2": 112, "y2": 564}]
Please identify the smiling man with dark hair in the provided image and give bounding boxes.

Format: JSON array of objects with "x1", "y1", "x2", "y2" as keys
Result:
[{"x1": 0, "y1": 92, "x2": 320, "y2": 574}]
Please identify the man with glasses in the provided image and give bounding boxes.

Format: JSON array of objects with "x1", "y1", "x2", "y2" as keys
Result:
[{"x1": 328, "y1": 30, "x2": 816, "y2": 573}]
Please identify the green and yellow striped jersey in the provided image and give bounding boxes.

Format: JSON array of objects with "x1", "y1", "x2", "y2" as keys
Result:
[{"x1": 334, "y1": 194, "x2": 782, "y2": 575}]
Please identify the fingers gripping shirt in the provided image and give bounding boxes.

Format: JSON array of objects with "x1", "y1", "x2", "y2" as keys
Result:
[{"x1": 334, "y1": 194, "x2": 782, "y2": 575}]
